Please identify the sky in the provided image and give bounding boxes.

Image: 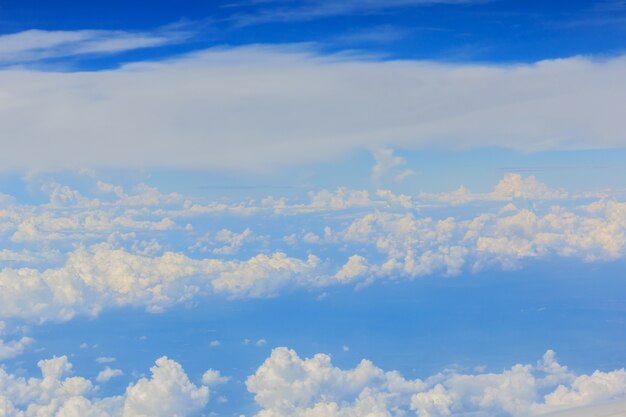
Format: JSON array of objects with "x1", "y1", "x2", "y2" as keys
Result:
[{"x1": 1, "y1": 1, "x2": 626, "y2": 417}]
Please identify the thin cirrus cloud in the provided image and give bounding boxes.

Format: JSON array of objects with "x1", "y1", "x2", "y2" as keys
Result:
[
  {"x1": 229, "y1": 0, "x2": 485, "y2": 26},
  {"x1": 0, "y1": 43, "x2": 625, "y2": 171},
  {"x1": 0, "y1": 26, "x2": 192, "y2": 65}
]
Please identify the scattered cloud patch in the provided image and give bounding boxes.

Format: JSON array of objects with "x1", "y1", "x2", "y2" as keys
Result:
[
  {"x1": 202, "y1": 369, "x2": 231, "y2": 386},
  {"x1": 247, "y1": 347, "x2": 626, "y2": 417},
  {"x1": 95, "y1": 367, "x2": 123, "y2": 383},
  {"x1": 0, "y1": 355, "x2": 212, "y2": 417}
]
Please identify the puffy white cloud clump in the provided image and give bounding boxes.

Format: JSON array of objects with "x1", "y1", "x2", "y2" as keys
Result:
[
  {"x1": 0, "y1": 243, "x2": 321, "y2": 322},
  {"x1": 335, "y1": 197, "x2": 626, "y2": 280},
  {"x1": 247, "y1": 348, "x2": 626, "y2": 417},
  {"x1": 0, "y1": 337, "x2": 33, "y2": 361},
  {"x1": 2, "y1": 173, "x2": 626, "y2": 324},
  {"x1": 0, "y1": 355, "x2": 210, "y2": 417},
  {"x1": 421, "y1": 173, "x2": 569, "y2": 205},
  {"x1": 0, "y1": 322, "x2": 32, "y2": 361}
]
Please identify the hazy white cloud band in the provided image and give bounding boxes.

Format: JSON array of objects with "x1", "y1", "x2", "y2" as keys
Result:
[{"x1": 0, "y1": 44, "x2": 625, "y2": 170}]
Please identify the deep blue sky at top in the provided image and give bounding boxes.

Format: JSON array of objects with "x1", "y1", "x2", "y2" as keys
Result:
[{"x1": 1, "y1": 0, "x2": 625, "y2": 65}]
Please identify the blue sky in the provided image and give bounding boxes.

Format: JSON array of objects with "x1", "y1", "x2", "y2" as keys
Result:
[
  {"x1": 1, "y1": 1, "x2": 626, "y2": 417},
  {"x1": 2, "y1": 0, "x2": 626, "y2": 64}
]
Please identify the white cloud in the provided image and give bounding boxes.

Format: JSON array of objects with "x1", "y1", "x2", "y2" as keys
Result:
[
  {"x1": 262, "y1": 187, "x2": 416, "y2": 215},
  {"x1": 201, "y1": 369, "x2": 230, "y2": 386},
  {"x1": 212, "y1": 228, "x2": 255, "y2": 255},
  {"x1": 1, "y1": 173, "x2": 626, "y2": 323},
  {"x1": 1, "y1": 46, "x2": 626, "y2": 171},
  {"x1": 0, "y1": 27, "x2": 191, "y2": 64},
  {"x1": 96, "y1": 357, "x2": 116, "y2": 364},
  {"x1": 371, "y1": 148, "x2": 415, "y2": 184},
  {"x1": 489, "y1": 173, "x2": 569, "y2": 200},
  {"x1": 96, "y1": 367, "x2": 123, "y2": 383},
  {"x1": 247, "y1": 347, "x2": 626, "y2": 417},
  {"x1": 421, "y1": 173, "x2": 569, "y2": 205},
  {"x1": 0, "y1": 336, "x2": 33, "y2": 360},
  {"x1": 211, "y1": 252, "x2": 321, "y2": 298},
  {"x1": 231, "y1": 0, "x2": 482, "y2": 26},
  {"x1": 334, "y1": 255, "x2": 369, "y2": 282},
  {"x1": 123, "y1": 357, "x2": 209, "y2": 417},
  {"x1": 336, "y1": 196, "x2": 626, "y2": 280},
  {"x1": 540, "y1": 399, "x2": 626, "y2": 417},
  {"x1": 0, "y1": 243, "x2": 323, "y2": 322},
  {"x1": 0, "y1": 355, "x2": 211, "y2": 417},
  {"x1": 2, "y1": 174, "x2": 626, "y2": 325}
]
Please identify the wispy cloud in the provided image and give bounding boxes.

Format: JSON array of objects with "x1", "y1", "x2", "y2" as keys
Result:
[
  {"x1": 230, "y1": 0, "x2": 488, "y2": 26},
  {"x1": 0, "y1": 25, "x2": 193, "y2": 65},
  {"x1": 332, "y1": 25, "x2": 412, "y2": 44}
]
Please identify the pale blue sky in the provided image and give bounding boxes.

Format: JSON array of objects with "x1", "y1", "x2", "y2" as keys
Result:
[{"x1": 1, "y1": 1, "x2": 626, "y2": 416}]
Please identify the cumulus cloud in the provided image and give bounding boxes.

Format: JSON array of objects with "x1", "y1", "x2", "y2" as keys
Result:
[
  {"x1": 1, "y1": 173, "x2": 626, "y2": 322},
  {"x1": 336, "y1": 197, "x2": 626, "y2": 279},
  {"x1": 0, "y1": 336, "x2": 33, "y2": 360},
  {"x1": 95, "y1": 367, "x2": 123, "y2": 383},
  {"x1": 420, "y1": 173, "x2": 569, "y2": 205},
  {"x1": 0, "y1": 243, "x2": 322, "y2": 322},
  {"x1": 262, "y1": 187, "x2": 414, "y2": 215},
  {"x1": 1, "y1": 46, "x2": 626, "y2": 171},
  {"x1": 190, "y1": 228, "x2": 257, "y2": 255},
  {"x1": 371, "y1": 148, "x2": 415, "y2": 183},
  {"x1": 2, "y1": 345, "x2": 624, "y2": 417},
  {"x1": 0, "y1": 181, "x2": 180, "y2": 247},
  {"x1": 247, "y1": 347, "x2": 626, "y2": 417},
  {"x1": 201, "y1": 369, "x2": 230, "y2": 386},
  {"x1": 334, "y1": 255, "x2": 369, "y2": 282},
  {"x1": 0, "y1": 355, "x2": 211, "y2": 417}
]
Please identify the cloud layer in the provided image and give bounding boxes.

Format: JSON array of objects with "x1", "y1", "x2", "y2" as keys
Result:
[
  {"x1": 1, "y1": 44, "x2": 626, "y2": 170},
  {"x1": 2, "y1": 346, "x2": 625, "y2": 417},
  {"x1": 247, "y1": 348, "x2": 626, "y2": 417},
  {"x1": 1, "y1": 173, "x2": 626, "y2": 323}
]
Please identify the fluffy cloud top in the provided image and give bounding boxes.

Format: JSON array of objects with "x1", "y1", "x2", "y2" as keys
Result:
[
  {"x1": 0, "y1": 336, "x2": 33, "y2": 361},
  {"x1": 0, "y1": 244, "x2": 321, "y2": 322},
  {"x1": 2, "y1": 344, "x2": 625, "y2": 417},
  {"x1": 0, "y1": 355, "x2": 210, "y2": 417},
  {"x1": 420, "y1": 173, "x2": 569, "y2": 205},
  {"x1": 247, "y1": 348, "x2": 626, "y2": 417},
  {"x1": 1, "y1": 174, "x2": 626, "y2": 323}
]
